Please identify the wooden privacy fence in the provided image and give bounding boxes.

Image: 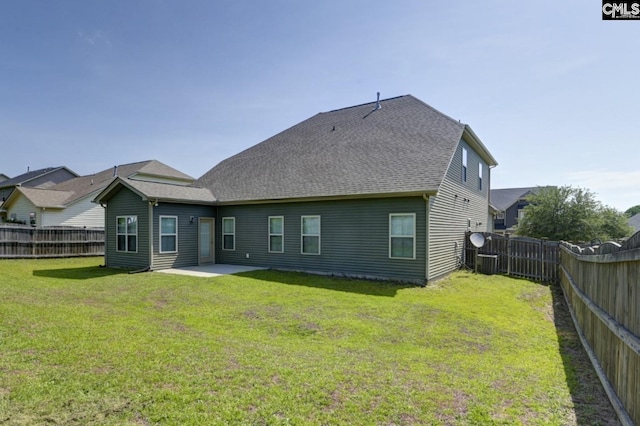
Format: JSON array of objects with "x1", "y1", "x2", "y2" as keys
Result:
[
  {"x1": 560, "y1": 232, "x2": 640, "y2": 426},
  {"x1": 464, "y1": 232, "x2": 560, "y2": 283},
  {"x1": 0, "y1": 225, "x2": 104, "y2": 258}
]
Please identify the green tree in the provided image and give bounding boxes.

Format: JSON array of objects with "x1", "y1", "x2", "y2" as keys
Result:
[
  {"x1": 516, "y1": 186, "x2": 633, "y2": 242},
  {"x1": 599, "y1": 206, "x2": 634, "y2": 240},
  {"x1": 624, "y1": 205, "x2": 640, "y2": 217}
]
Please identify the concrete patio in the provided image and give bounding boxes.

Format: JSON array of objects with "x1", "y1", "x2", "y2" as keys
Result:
[{"x1": 154, "y1": 264, "x2": 267, "y2": 278}]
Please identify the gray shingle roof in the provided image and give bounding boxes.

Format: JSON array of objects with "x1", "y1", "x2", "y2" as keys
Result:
[
  {"x1": 197, "y1": 95, "x2": 495, "y2": 203},
  {"x1": 629, "y1": 213, "x2": 640, "y2": 232},
  {"x1": 13, "y1": 160, "x2": 194, "y2": 208},
  {"x1": 130, "y1": 161, "x2": 195, "y2": 182},
  {"x1": 50, "y1": 160, "x2": 192, "y2": 205},
  {"x1": 14, "y1": 187, "x2": 74, "y2": 208},
  {"x1": 490, "y1": 187, "x2": 539, "y2": 211},
  {"x1": 117, "y1": 178, "x2": 216, "y2": 204},
  {"x1": 0, "y1": 166, "x2": 76, "y2": 190}
]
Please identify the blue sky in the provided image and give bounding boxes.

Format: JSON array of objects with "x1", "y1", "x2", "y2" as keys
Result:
[{"x1": 1, "y1": 1, "x2": 638, "y2": 211}]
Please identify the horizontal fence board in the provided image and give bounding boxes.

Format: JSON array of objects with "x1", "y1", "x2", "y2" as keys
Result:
[
  {"x1": 466, "y1": 229, "x2": 640, "y2": 424},
  {"x1": 464, "y1": 232, "x2": 560, "y2": 283},
  {"x1": 560, "y1": 231, "x2": 640, "y2": 426},
  {"x1": 0, "y1": 225, "x2": 104, "y2": 258}
]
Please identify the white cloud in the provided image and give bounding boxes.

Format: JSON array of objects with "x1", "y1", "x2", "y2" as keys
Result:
[
  {"x1": 566, "y1": 169, "x2": 640, "y2": 191},
  {"x1": 77, "y1": 30, "x2": 112, "y2": 47},
  {"x1": 565, "y1": 169, "x2": 640, "y2": 210}
]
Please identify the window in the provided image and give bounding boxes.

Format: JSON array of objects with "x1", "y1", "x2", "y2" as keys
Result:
[
  {"x1": 160, "y1": 216, "x2": 178, "y2": 253},
  {"x1": 222, "y1": 217, "x2": 235, "y2": 250},
  {"x1": 462, "y1": 148, "x2": 468, "y2": 182},
  {"x1": 478, "y1": 163, "x2": 483, "y2": 190},
  {"x1": 496, "y1": 212, "x2": 505, "y2": 220},
  {"x1": 389, "y1": 214, "x2": 415, "y2": 259},
  {"x1": 301, "y1": 216, "x2": 320, "y2": 255},
  {"x1": 518, "y1": 209, "x2": 526, "y2": 222},
  {"x1": 269, "y1": 216, "x2": 284, "y2": 253},
  {"x1": 116, "y1": 216, "x2": 137, "y2": 252}
]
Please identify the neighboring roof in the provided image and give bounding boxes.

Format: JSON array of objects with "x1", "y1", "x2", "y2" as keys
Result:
[
  {"x1": 490, "y1": 187, "x2": 539, "y2": 211},
  {"x1": 0, "y1": 173, "x2": 9, "y2": 182},
  {"x1": 5, "y1": 160, "x2": 194, "y2": 209},
  {"x1": 629, "y1": 213, "x2": 640, "y2": 232},
  {"x1": 197, "y1": 95, "x2": 497, "y2": 203},
  {"x1": 50, "y1": 160, "x2": 191, "y2": 206},
  {"x1": 12, "y1": 187, "x2": 75, "y2": 208},
  {"x1": 126, "y1": 160, "x2": 195, "y2": 182},
  {"x1": 0, "y1": 166, "x2": 78, "y2": 189},
  {"x1": 94, "y1": 177, "x2": 216, "y2": 204}
]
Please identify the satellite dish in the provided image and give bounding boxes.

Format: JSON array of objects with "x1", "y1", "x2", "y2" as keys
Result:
[{"x1": 470, "y1": 233, "x2": 486, "y2": 248}]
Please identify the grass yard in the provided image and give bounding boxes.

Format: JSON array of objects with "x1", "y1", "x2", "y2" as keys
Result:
[{"x1": 0, "y1": 258, "x2": 619, "y2": 425}]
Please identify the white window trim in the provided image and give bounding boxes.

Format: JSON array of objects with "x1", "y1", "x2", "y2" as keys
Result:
[
  {"x1": 462, "y1": 147, "x2": 468, "y2": 183},
  {"x1": 268, "y1": 216, "x2": 284, "y2": 253},
  {"x1": 301, "y1": 215, "x2": 321, "y2": 255},
  {"x1": 159, "y1": 215, "x2": 178, "y2": 253},
  {"x1": 389, "y1": 213, "x2": 416, "y2": 260},
  {"x1": 478, "y1": 163, "x2": 483, "y2": 190},
  {"x1": 116, "y1": 215, "x2": 138, "y2": 253},
  {"x1": 222, "y1": 217, "x2": 235, "y2": 251}
]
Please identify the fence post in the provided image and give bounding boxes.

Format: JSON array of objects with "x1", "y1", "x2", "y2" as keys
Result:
[
  {"x1": 506, "y1": 234, "x2": 511, "y2": 276},
  {"x1": 31, "y1": 227, "x2": 36, "y2": 257},
  {"x1": 539, "y1": 239, "x2": 544, "y2": 281}
]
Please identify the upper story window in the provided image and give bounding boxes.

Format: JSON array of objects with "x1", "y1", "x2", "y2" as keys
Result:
[
  {"x1": 269, "y1": 216, "x2": 284, "y2": 253},
  {"x1": 222, "y1": 217, "x2": 235, "y2": 251},
  {"x1": 517, "y1": 209, "x2": 526, "y2": 223},
  {"x1": 478, "y1": 163, "x2": 483, "y2": 190},
  {"x1": 160, "y1": 216, "x2": 178, "y2": 253},
  {"x1": 462, "y1": 148, "x2": 468, "y2": 183},
  {"x1": 389, "y1": 213, "x2": 416, "y2": 259},
  {"x1": 116, "y1": 216, "x2": 137, "y2": 252},
  {"x1": 301, "y1": 216, "x2": 320, "y2": 255}
]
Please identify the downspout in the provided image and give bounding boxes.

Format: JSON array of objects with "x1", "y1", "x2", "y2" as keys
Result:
[
  {"x1": 148, "y1": 200, "x2": 156, "y2": 270},
  {"x1": 423, "y1": 193, "x2": 430, "y2": 286},
  {"x1": 99, "y1": 203, "x2": 107, "y2": 267}
]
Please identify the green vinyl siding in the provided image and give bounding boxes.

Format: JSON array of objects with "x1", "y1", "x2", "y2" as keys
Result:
[
  {"x1": 151, "y1": 203, "x2": 214, "y2": 269},
  {"x1": 217, "y1": 197, "x2": 426, "y2": 283},
  {"x1": 427, "y1": 138, "x2": 491, "y2": 281},
  {"x1": 449, "y1": 138, "x2": 490, "y2": 197},
  {"x1": 104, "y1": 189, "x2": 150, "y2": 269}
]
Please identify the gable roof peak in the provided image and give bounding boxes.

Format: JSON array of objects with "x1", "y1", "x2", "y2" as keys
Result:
[{"x1": 323, "y1": 94, "x2": 408, "y2": 114}]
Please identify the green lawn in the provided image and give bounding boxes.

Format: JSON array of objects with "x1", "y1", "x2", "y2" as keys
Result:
[{"x1": 0, "y1": 258, "x2": 618, "y2": 425}]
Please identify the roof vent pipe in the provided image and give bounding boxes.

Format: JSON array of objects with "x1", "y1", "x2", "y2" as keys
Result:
[
  {"x1": 113, "y1": 165, "x2": 118, "y2": 177},
  {"x1": 375, "y1": 92, "x2": 381, "y2": 110}
]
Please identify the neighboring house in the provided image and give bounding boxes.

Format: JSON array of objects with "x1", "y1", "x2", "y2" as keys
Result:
[
  {"x1": 2, "y1": 160, "x2": 194, "y2": 228},
  {"x1": 629, "y1": 213, "x2": 640, "y2": 233},
  {"x1": 490, "y1": 187, "x2": 541, "y2": 234},
  {"x1": 94, "y1": 95, "x2": 498, "y2": 284},
  {"x1": 0, "y1": 173, "x2": 9, "y2": 183},
  {"x1": 0, "y1": 166, "x2": 78, "y2": 221}
]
